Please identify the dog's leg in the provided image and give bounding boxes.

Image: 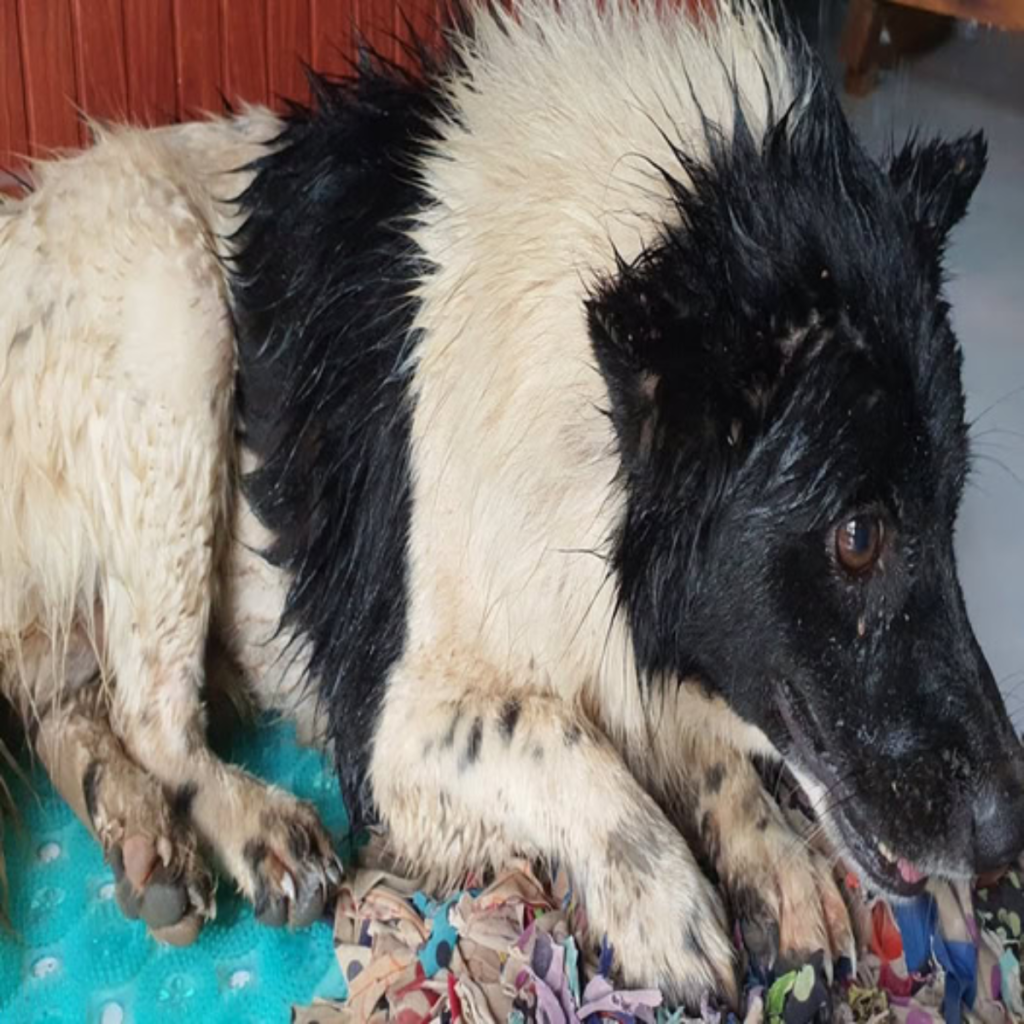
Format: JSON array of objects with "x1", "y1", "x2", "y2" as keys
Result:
[
  {"x1": 372, "y1": 648, "x2": 738, "y2": 1007},
  {"x1": 641, "y1": 688, "x2": 855, "y2": 975},
  {"x1": 102, "y1": 445, "x2": 342, "y2": 930},
  {"x1": 105, "y1": 524, "x2": 342, "y2": 930},
  {"x1": 34, "y1": 685, "x2": 215, "y2": 944},
  {"x1": 79, "y1": 194, "x2": 340, "y2": 930},
  {"x1": 688, "y1": 745, "x2": 854, "y2": 974}
]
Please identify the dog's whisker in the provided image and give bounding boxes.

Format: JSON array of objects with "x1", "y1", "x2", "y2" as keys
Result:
[
  {"x1": 968, "y1": 383, "x2": 1024, "y2": 430},
  {"x1": 970, "y1": 452, "x2": 1024, "y2": 490}
]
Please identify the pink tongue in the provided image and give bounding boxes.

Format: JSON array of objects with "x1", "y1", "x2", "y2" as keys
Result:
[{"x1": 898, "y1": 857, "x2": 926, "y2": 884}]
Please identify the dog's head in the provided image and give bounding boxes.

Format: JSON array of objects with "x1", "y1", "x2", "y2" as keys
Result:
[{"x1": 589, "y1": 79, "x2": 1024, "y2": 896}]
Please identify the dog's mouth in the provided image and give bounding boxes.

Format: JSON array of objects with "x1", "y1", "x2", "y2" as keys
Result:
[
  {"x1": 781, "y1": 761, "x2": 930, "y2": 899},
  {"x1": 775, "y1": 688, "x2": 930, "y2": 899},
  {"x1": 830, "y1": 807, "x2": 930, "y2": 898}
]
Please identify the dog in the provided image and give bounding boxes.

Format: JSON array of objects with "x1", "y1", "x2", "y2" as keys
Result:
[{"x1": 1, "y1": 0, "x2": 1022, "y2": 1004}]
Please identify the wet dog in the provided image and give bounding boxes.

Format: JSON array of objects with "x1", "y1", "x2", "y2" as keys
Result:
[{"x1": 2, "y1": 0, "x2": 1021, "y2": 1003}]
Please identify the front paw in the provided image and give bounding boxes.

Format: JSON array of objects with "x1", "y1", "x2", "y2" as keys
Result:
[
  {"x1": 236, "y1": 793, "x2": 343, "y2": 929},
  {"x1": 709, "y1": 796, "x2": 855, "y2": 978},
  {"x1": 596, "y1": 823, "x2": 739, "y2": 1009},
  {"x1": 106, "y1": 826, "x2": 215, "y2": 946}
]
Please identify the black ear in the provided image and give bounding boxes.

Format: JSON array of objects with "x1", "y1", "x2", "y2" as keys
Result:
[
  {"x1": 889, "y1": 131, "x2": 987, "y2": 247},
  {"x1": 586, "y1": 269, "x2": 784, "y2": 480},
  {"x1": 586, "y1": 298, "x2": 670, "y2": 475}
]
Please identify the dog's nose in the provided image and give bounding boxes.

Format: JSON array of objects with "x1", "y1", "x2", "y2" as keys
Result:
[{"x1": 973, "y1": 758, "x2": 1024, "y2": 874}]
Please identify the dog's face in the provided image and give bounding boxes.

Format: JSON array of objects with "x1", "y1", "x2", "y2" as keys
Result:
[{"x1": 590, "y1": 89, "x2": 1024, "y2": 896}]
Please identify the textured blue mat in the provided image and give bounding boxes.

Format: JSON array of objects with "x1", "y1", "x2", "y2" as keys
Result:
[{"x1": 0, "y1": 718, "x2": 352, "y2": 1023}]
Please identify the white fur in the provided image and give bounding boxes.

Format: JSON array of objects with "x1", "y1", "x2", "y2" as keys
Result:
[
  {"x1": 0, "y1": 111, "x2": 341, "y2": 934},
  {"x1": 368, "y1": 0, "x2": 842, "y2": 999},
  {"x1": 0, "y1": 0, "x2": 848, "y2": 992},
  {"x1": 398, "y1": 0, "x2": 804, "y2": 747},
  {"x1": 0, "y1": 113, "x2": 276, "y2": 719}
]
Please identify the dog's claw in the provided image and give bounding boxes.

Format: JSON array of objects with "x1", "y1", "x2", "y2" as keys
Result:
[
  {"x1": 243, "y1": 800, "x2": 340, "y2": 929},
  {"x1": 105, "y1": 830, "x2": 214, "y2": 942},
  {"x1": 740, "y1": 914, "x2": 781, "y2": 972},
  {"x1": 326, "y1": 857, "x2": 344, "y2": 887},
  {"x1": 280, "y1": 869, "x2": 297, "y2": 903}
]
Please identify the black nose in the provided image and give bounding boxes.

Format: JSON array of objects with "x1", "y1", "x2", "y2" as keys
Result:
[{"x1": 973, "y1": 757, "x2": 1024, "y2": 874}]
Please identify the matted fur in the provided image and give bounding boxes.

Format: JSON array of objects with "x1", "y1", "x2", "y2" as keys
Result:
[
  {"x1": 1, "y1": 0, "x2": 1021, "y2": 1006},
  {"x1": 231, "y1": 0, "x2": 1022, "y2": 1001},
  {"x1": 0, "y1": 112, "x2": 342, "y2": 941}
]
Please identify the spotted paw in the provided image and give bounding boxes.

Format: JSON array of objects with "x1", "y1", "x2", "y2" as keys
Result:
[
  {"x1": 79, "y1": 754, "x2": 216, "y2": 945},
  {"x1": 714, "y1": 796, "x2": 855, "y2": 979},
  {"x1": 239, "y1": 797, "x2": 343, "y2": 929},
  {"x1": 641, "y1": 874, "x2": 738, "y2": 1011},
  {"x1": 107, "y1": 827, "x2": 215, "y2": 945},
  {"x1": 597, "y1": 816, "x2": 739, "y2": 1011}
]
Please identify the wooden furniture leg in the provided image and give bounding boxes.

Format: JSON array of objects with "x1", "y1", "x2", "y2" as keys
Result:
[{"x1": 840, "y1": 0, "x2": 886, "y2": 96}]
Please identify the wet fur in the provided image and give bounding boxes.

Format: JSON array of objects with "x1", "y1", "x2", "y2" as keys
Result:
[
  {"x1": 1, "y1": 0, "x2": 1021, "y2": 1004},
  {"x1": 230, "y1": 0, "x2": 1022, "y2": 997},
  {"x1": 0, "y1": 116, "x2": 342, "y2": 939}
]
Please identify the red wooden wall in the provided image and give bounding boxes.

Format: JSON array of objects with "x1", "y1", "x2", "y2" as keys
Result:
[{"x1": 0, "y1": 0, "x2": 442, "y2": 178}]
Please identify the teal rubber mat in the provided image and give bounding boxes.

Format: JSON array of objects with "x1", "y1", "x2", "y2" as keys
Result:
[{"x1": 0, "y1": 718, "x2": 352, "y2": 1023}]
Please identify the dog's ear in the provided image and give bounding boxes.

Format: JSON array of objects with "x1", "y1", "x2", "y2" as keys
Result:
[
  {"x1": 587, "y1": 282, "x2": 781, "y2": 480},
  {"x1": 587, "y1": 299, "x2": 669, "y2": 474},
  {"x1": 888, "y1": 131, "x2": 987, "y2": 248}
]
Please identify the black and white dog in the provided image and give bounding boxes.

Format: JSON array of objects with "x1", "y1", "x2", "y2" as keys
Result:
[{"x1": 1, "y1": 0, "x2": 1021, "y2": 1004}]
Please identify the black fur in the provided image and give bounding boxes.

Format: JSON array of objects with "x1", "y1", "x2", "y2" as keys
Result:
[
  {"x1": 169, "y1": 781, "x2": 198, "y2": 820},
  {"x1": 462, "y1": 716, "x2": 484, "y2": 770},
  {"x1": 587, "y1": 51, "x2": 1022, "y2": 886},
  {"x1": 441, "y1": 708, "x2": 462, "y2": 750},
  {"x1": 588, "y1": 79, "x2": 980, "y2": 687},
  {"x1": 704, "y1": 763, "x2": 726, "y2": 796},
  {"x1": 82, "y1": 759, "x2": 103, "y2": 825},
  {"x1": 229, "y1": 9, "x2": 1023, "y2": 892},
  {"x1": 498, "y1": 698, "x2": 521, "y2": 742},
  {"x1": 231, "y1": 60, "x2": 449, "y2": 825}
]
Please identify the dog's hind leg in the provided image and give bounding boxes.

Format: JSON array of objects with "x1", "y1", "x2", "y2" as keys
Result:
[
  {"x1": 0, "y1": 120, "x2": 334, "y2": 932},
  {"x1": 92, "y1": 217, "x2": 342, "y2": 931},
  {"x1": 372, "y1": 647, "x2": 739, "y2": 1008},
  {"x1": 34, "y1": 684, "x2": 215, "y2": 944}
]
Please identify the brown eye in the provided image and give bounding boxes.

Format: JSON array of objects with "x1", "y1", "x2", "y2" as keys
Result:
[{"x1": 835, "y1": 516, "x2": 884, "y2": 575}]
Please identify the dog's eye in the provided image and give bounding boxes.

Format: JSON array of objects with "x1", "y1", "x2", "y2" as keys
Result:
[{"x1": 835, "y1": 516, "x2": 884, "y2": 575}]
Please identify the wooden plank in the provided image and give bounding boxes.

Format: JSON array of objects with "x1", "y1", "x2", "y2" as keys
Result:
[
  {"x1": 268, "y1": 0, "x2": 312, "y2": 107},
  {"x1": 391, "y1": 0, "x2": 442, "y2": 68},
  {"x1": 0, "y1": 0, "x2": 30, "y2": 173},
  {"x1": 311, "y1": 0, "x2": 357, "y2": 76},
  {"x1": 888, "y1": 0, "x2": 1024, "y2": 30},
  {"x1": 174, "y1": 0, "x2": 223, "y2": 118},
  {"x1": 70, "y1": 0, "x2": 129, "y2": 124},
  {"x1": 123, "y1": 0, "x2": 177, "y2": 125},
  {"x1": 221, "y1": 0, "x2": 269, "y2": 107},
  {"x1": 359, "y1": 0, "x2": 400, "y2": 65},
  {"x1": 17, "y1": 0, "x2": 83, "y2": 154}
]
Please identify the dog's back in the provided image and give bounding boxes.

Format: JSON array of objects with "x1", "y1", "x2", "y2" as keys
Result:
[{"x1": 0, "y1": 113, "x2": 276, "y2": 717}]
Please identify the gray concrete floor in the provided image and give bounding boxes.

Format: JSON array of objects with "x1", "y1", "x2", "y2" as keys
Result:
[{"x1": 800, "y1": 2, "x2": 1024, "y2": 718}]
